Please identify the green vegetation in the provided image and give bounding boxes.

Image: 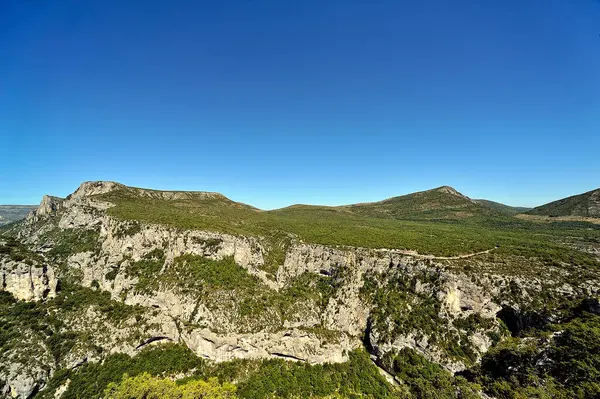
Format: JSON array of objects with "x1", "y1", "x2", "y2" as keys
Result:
[
  {"x1": 112, "y1": 220, "x2": 142, "y2": 238},
  {"x1": 32, "y1": 310, "x2": 600, "y2": 399},
  {"x1": 527, "y1": 188, "x2": 600, "y2": 218},
  {"x1": 229, "y1": 350, "x2": 396, "y2": 399},
  {"x1": 104, "y1": 373, "x2": 238, "y2": 399},
  {"x1": 39, "y1": 344, "x2": 205, "y2": 399},
  {"x1": 126, "y1": 253, "x2": 262, "y2": 295},
  {"x1": 0, "y1": 236, "x2": 43, "y2": 264},
  {"x1": 474, "y1": 199, "x2": 531, "y2": 215},
  {"x1": 0, "y1": 291, "x2": 61, "y2": 368},
  {"x1": 0, "y1": 283, "x2": 145, "y2": 373},
  {"x1": 125, "y1": 248, "x2": 166, "y2": 292},
  {"x1": 470, "y1": 309, "x2": 600, "y2": 398},
  {"x1": 105, "y1": 267, "x2": 119, "y2": 281},
  {"x1": 260, "y1": 231, "x2": 291, "y2": 276},
  {"x1": 4, "y1": 184, "x2": 599, "y2": 399},
  {"x1": 173, "y1": 254, "x2": 259, "y2": 292},
  {"x1": 191, "y1": 237, "x2": 223, "y2": 252},
  {"x1": 340, "y1": 186, "x2": 496, "y2": 220},
  {"x1": 283, "y1": 270, "x2": 343, "y2": 310},
  {"x1": 52, "y1": 281, "x2": 146, "y2": 324},
  {"x1": 45, "y1": 227, "x2": 100, "y2": 259},
  {"x1": 224, "y1": 268, "x2": 343, "y2": 333},
  {"x1": 98, "y1": 186, "x2": 600, "y2": 269},
  {"x1": 386, "y1": 348, "x2": 481, "y2": 398},
  {"x1": 363, "y1": 270, "x2": 444, "y2": 341},
  {"x1": 362, "y1": 269, "x2": 500, "y2": 364},
  {"x1": 122, "y1": 252, "x2": 342, "y2": 334},
  {"x1": 41, "y1": 345, "x2": 397, "y2": 399}
]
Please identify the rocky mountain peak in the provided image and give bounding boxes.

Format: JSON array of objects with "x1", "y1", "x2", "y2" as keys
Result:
[
  {"x1": 68, "y1": 181, "x2": 124, "y2": 200},
  {"x1": 35, "y1": 195, "x2": 64, "y2": 217},
  {"x1": 432, "y1": 186, "x2": 467, "y2": 198}
]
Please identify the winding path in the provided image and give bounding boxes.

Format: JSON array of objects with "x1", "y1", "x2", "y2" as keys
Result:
[{"x1": 394, "y1": 246, "x2": 498, "y2": 260}]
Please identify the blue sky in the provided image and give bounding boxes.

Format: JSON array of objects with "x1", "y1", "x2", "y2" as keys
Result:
[{"x1": 1, "y1": 0, "x2": 599, "y2": 208}]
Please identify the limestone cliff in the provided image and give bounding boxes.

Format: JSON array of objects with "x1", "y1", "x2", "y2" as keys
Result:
[
  {"x1": 0, "y1": 239, "x2": 57, "y2": 302},
  {"x1": 1, "y1": 181, "x2": 597, "y2": 398}
]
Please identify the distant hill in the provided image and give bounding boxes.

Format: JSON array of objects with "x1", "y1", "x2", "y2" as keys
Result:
[
  {"x1": 474, "y1": 199, "x2": 531, "y2": 216},
  {"x1": 0, "y1": 205, "x2": 36, "y2": 226},
  {"x1": 527, "y1": 188, "x2": 600, "y2": 218},
  {"x1": 338, "y1": 186, "x2": 496, "y2": 220},
  {"x1": 85, "y1": 182, "x2": 522, "y2": 257}
]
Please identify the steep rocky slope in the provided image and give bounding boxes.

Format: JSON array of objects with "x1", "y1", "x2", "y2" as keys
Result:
[{"x1": 1, "y1": 181, "x2": 599, "y2": 398}]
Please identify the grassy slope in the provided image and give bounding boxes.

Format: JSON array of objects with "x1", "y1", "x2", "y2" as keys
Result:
[
  {"x1": 96, "y1": 186, "x2": 600, "y2": 263},
  {"x1": 339, "y1": 186, "x2": 495, "y2": 220},
  {"x1": 527, "y1": 188, "x2": 600, "y2": 218},
  {"x1": 474, "y1": 199, "x2": 530, "y2": 216}
]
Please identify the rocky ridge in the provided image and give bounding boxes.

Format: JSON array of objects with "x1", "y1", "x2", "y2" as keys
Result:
[{"x1": 1, "y1": 181, "x2": 597, "y2": 398}]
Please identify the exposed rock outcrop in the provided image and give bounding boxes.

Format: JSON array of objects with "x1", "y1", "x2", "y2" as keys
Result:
[
  {"x1": 30, "y1": 195, "x2": 64, "y2": 219},
  {"x1": 2, "y1": 181, "x2": 593, "y2": 398},
  {"x1": 0, "y1": 257, "x2": 57, "y2": 301},
  {"x1": 184, "y1": 328, "x2": 357, "y2": 364},
  {"x1": 0, "y1": 331, "x2": 53, "y2": 399}
]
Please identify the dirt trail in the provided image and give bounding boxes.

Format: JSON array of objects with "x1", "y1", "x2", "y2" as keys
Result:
[{"x1": 395, "y1": 246, "x2": 497, "y2": 260}]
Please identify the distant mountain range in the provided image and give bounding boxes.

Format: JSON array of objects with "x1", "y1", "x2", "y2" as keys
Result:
[
  {"x1": 278, "y1": 185, "x2": 499, "y2": 221},
  {"x1": 2, "y1": 185, "x2": 598, "y2": 229},
  {"x1": 0, "y1": 205, "x2": 36, "y2": 226}
]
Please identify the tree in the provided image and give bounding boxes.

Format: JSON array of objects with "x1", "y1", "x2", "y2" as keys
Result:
[{"x1": 104, "y1": 373, "x2": 238, "y2": 399}]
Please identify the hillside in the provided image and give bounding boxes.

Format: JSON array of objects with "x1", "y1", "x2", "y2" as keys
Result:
[
  {"x1": 101, "y1": 184, "x2": 508, "y2": 257},
  {"x1": 474, "y1": 199, "x2": 531, "y2": 215},
  {"x1": 0, "y1": 205, "x2": 36, "y2": 226},
  {"x1": 1, "y1": 181, "x2": 599, "y2": 399},
  {"x1": 527, "y1": 188, "x2": 600, "y2": 218},
  {"x1": 336, "y1": 186, "x2": 497, "y2": 220},
  {"x1": 96, "y1": 182, "x2": 600, "y2": 263}
]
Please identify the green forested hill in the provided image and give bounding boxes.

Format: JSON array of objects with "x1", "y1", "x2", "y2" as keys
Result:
[
  {"x1": 99, "y1": 184, "x2": 600, "y2": 265},
  {"x1": 527, "y1": 188, "x2": 600, "y2": 218},
  {"x1": 474, "y1": 199, "x2": 530, "y2": 215}
]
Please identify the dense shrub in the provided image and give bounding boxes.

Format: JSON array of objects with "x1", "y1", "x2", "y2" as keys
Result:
[
  {"x1": 391, "y1": 348, "x2": 481, "y2": 399},
  {"x1": 475, "y1": 313, "x2": 600, "y2": 398},
  {"x1": 104, "y1": 373, "x2": 237, "y2": 399}
]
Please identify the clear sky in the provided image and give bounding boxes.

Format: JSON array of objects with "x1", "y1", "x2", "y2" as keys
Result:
[{"x1": 1, "y1": 1, "x2": 599, "y2": 209}]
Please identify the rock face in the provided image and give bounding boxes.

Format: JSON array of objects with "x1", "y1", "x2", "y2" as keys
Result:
[
  {"x1": 68, "y1": 181, "x2": 124, "y2": 199},
  {"x1": 0, "y1": 357, "x2": 49, "y2": 399},
  {"x1": 183, "y1": 328, "x2": 357, "y2": 364},
  {"x1": 0, "y1": 256, "x2": 57, "y2": 301},
  {"x1": 16, "y1": 183, "x2": 499, "y2": 361},
  {"x1": 0, "y1": 330, "x2": 53, "y2": 399},
  {"x1": 32, "y1": 196, "x2": 64, "y2": 219},
  {"x1": 1, "y1": 181, "x2": 593, "y2": 398}
]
